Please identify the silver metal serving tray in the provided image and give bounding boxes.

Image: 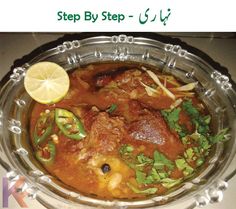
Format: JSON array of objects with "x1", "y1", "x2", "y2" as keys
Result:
[{"x1": 0, "y1": 34, "x2": 236, "y2": 209}]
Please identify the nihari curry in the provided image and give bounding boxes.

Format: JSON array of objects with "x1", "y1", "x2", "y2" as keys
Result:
[{"x1": 30, "y1": 63, "x2": 227, "y2": 199}]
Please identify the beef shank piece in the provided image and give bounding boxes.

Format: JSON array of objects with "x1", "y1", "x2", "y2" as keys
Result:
[
  {"x1": 88, "y1": 112, "x2": 125, "y2": 154},
  {"x1": 128, "y1": 111, "x2": 184, "y2": 160}
]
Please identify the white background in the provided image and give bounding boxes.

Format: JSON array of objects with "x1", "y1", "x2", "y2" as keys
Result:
[{"x1": 0, "y1": 0, "x2": 236, "y2": 31}]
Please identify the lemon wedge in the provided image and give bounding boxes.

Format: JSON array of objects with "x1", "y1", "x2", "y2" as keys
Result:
[{"x1": 24, "y1": 62, "x2": 70, "y2": 104}]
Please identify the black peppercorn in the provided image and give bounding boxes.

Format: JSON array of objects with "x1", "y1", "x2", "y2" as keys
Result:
[{"x1": 101, "y1": 163, "x2": 111, "y2": 173}]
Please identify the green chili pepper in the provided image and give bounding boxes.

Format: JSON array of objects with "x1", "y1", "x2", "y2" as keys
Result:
[
  {"x1": 55, "y1": 108, "x2": 86, "y2": 140},
  {"x1": 34, "y1": 110, "x2": 54, "y2": 145},
  {"x1": 36, "y1": 141, "x2": 56, "y2": 165}
]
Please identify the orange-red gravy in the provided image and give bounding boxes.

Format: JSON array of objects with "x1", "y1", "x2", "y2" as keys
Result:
[{"x1": 30, "y1": 62, "x2": 204, "y2": 199}]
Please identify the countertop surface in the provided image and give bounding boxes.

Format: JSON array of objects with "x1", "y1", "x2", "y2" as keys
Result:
[{"x1": 0, "y1": 33, "x2": 236, "y2": 209}]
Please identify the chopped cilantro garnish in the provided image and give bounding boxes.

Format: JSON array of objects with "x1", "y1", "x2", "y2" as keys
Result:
[
  {"x1": 145, "y1": 175, "x2": 155, "y2": 184},
  {"x1": 175, "y1": 158, "x2": 194, "y2": 176},
  {"x1": 161, "y1": 108, "x2": 181, "y2": 130},
  {"x1": 184, "y1": 148, "x2": 194, "y2": 160},
  {"x1": 121, "y1": 150, "x2": 187, "y2": 193},
  {"x1": 198, "y1": 135, "x2": 211, "y2": 151},
  {"x1": 161, "y1": 178, "x2": 182, "y2": 189},
  {"x1": 119, "y1": 144, "x2": 134, "y2": 155},
  {"x1": 136, "y1": 167, "x2": 172, "y2": 185},
  {"x1": 154, "y1": 150, "x2": 174, "y2": 170},
  {"x1": 136, "y1": 169, "x2": 160, "y2": 185},
  {"x1": 181, "y1": 136, "x2": 191, "y2": 145},
  {"x1": 193, "y1": 147, "x2": 200, "y2": 154},
  {"x1": 123, "y1": 151, "x2": 176, "y2": 186},
  {"x1": 137, "y1": 153, "x2": 153, "y2": 165},
  {"x1": 136, "y1": 170, "x2": 150, "y2": 184},
  {"x1": 136, "y1": 170, "x2": 159, "y2": 185},
  {"x1": 189, "y1": 132, "x2": 211, "y2": 153},
  {"x1": 194, "y1": 117, "x2": 210, "y2": 135},
  {"x1": 150, "y1": 168, "x2": 161, "y2": 181},
  {"x1": 184, "y1": 146, "x2": 205, "y2": 167},
  {"x1": 196, "y1": 158, "x2": 204, "y2": 167},
  {"x1": 209, "y1": 128, "x2": 229, "y2": 144},
  {"x1": 182, "y1": 100, "x2": 199, "y2": 118},
  {"x1": 161, "y1": 108, "x2": 188, "y2": 138},
  {"x1": 119, "y1": 101, "x2": 230, "y2": 196},
  {"x1": 204, "y1": 115, "x2": 211, "y2": 124},
  {"x1": 182, "y1": 100, "x2": 211, "y2": 136},
  {"x1": 127, "y1": 182, "x2": 157, "y2": 194},
  {"x1": 158, "y1": 172, "x2": 168, "y2": 179}
]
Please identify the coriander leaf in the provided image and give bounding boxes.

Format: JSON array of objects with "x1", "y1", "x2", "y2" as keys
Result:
[
  {"x1": 127, "y1": 146, "x2": 134, "y2": 152},
  {"x1": 184, "y1": 148, "x2": 194, "y2": 160},
  {"x1": 182, "y1": 100, "x2": 211, "y2": 136},
  {"x1": 136, "y1": 170, "x2": 147, "y2": 184},
  {"x1": 175, "y1": 159, "x2": 185, "y2": 170},
  {"x1": 136, "y1": 170, "x2": 154, "y2": 184},
  {"x1": 137, "y1": 153, "x2": 153, "y2": 165},
  {"x1": 182, "y1": 100, "x2": 199, "y2": 118},
  {"x1": 120, "y1": 150, "x2": 154, "y2": 171},
  {"x1": 179, "y1": 128, "x2": 188, "y2": 138},
  {"x1": 119, "y1": 144, "x2": 134, "y2": 155},
  {"x1": 149, "y1": 168, "x2": 168, "y2": 182},
  {"x1": 175, "y1": 158, "x2": 194, "y2": 176},
  {"x1": 189, "y1": 132, "x2": 201, "y2": 140},
  {"x1": 196, "y1": 158, "x2": 204, "y2": 167},
  {"x1": 194, "y1": 117, "x2": 210, "y2": 135},
  {"x1": 154, "y1": 150, "x2": 174, "y2": 170},
  {"x1": 158, "y1": 172, "x2": 168, "y2": 179},
  {"x1": 161, "y1": 108, "x2": 181, "y2": 130},
  {"x1": 161, "y1": 178, "x2": 182, "y2": 189},
  {"x1": 150, "y1": 168, "x2": 161, "y2": 181},
  {"x1": 162, "y1": 108, "x2": 188, "y2": 138},
  {"x1": 126, "y1": 162, "x2": 139, "y2": 170},
  {"x1": 127, "y1": 182, "x2": 157, "y2": 194},
  {"x1": 145, "y1": 175, "x2": 155, "y2": 184},
  {"x1": 181, "y1": 136, "x2": 190, "y2": 145},
  {"x1": 209, "y1": 128, "x2": 229, "y2": 144},
  {"x1": 204, "y1": 115, "x2": 211, "y2": 124},
  {"x1": 193, "y1": 147, "x2": 200, "y2": 154},
  {"x1": 107, "y1": 104, "x2": 117, "y2": 113},
  {"x1": 190, "y1": 132, "x2": 211, "y2": 152},
  {"x1": 198, "y1": 135, "x2": 211, "y2": 150},
  {"x1": 167, "y1": 108, "x2": 181, "y2": 122}
]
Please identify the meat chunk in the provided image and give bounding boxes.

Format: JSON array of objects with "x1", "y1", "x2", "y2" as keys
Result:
[
  {"x1": 128, "y1": 111, "x2": 184, "y2": 160},
  {"x1": 95, "y1": 75, "x2": 112, "y2": 87},
  {"x1": 137, "y1": 95, "x2": 174, "y2": 110},
  {"x1": 115, "y1": 100, "x2": 144, "y2": 122},
  {"x1": 88, "y1": 112, "x2": 125, "y2": 154}
]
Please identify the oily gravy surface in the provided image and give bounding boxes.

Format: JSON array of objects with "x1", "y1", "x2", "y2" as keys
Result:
[{"x1": 30, "y1": 62, "x2": 217, "y2": 199}]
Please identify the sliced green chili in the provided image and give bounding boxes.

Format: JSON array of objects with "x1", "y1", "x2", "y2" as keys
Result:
[
  {"x1": 34, "y1": 110, "x2": 54, "y2": 145},
  {"x1": 55, "y1": 108, "x2": 86, "y2": 140},
  {"x1": 36, "y1": 141, "x2": 56, "y2": 165}
]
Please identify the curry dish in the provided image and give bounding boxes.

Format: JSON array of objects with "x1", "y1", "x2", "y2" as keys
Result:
[{"x1": 30, "y1": 62, "x2": 227, "y2": 199}]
